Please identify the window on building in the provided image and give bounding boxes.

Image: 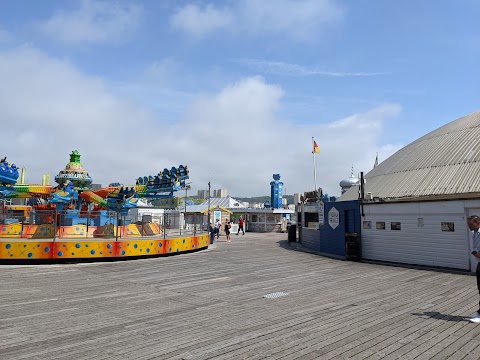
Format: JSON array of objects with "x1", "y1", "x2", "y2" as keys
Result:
[
  {"x1": 304, "y1": 212, "x2": 319, "y2": 228},
  {"x1": 441, "y1": 222, "x2": 454, "y2": 232},
  {"x1": 391, "y1": 222, "x2": 401, "y2": 230},
  {"x1": 376, "y1": 222, "x2": 385, "y2": 230},
  {"x1": 363, "y1": 221, "x2": 372, "y2": 229},
  {"x1": 266, "y1": 214, "x2": 276, "y2": 223}
]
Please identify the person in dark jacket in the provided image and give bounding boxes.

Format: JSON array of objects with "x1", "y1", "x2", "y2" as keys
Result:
[{"x1": 224, "y1": 220, "x2": 231, "y2": 242}]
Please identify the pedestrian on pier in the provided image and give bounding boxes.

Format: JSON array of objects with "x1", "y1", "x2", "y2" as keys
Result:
[
  {"x1": 214, "y1": 219, "x2": 221, "y2": 239},
  {"x1": 225, "y1": 220, "x2": 231, "y2": 242},
  {"x1": 468, "y1": 215, "x2": 480, "y2": 323},
  {"x1": 237, "y1": 216, "x2": 245, "y2": 235}
]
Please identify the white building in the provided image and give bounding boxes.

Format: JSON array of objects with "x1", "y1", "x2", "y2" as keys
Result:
[
  {"x1": 197, "y1": 190, "x2": 208, "y2": 199},
  {"x1": 128, "y1": 207, "x2": 165, "y2": 225},
  {"x1": 185, "y1": 196, "x2": 294, "y2": 233},
  {"x1": 214, "y1": 189, "x2": 228, "y2": 198},
  {"x1": 341, "y1": 110, "x2": 480, "y2": 271}
]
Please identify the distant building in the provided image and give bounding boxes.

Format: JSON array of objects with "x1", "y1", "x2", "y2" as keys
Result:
[
  {"x1": 214, "y1": 189, "x2": 228, "y2": 198},
  {"x1": 198, "y1": 189, "x2": 228, "y2": 198},
  {"x1": 184, "y1": 196, "x2": 293, "y2": 233},
  {"x1": 186, "y1": 196, "x2": 246, "y2": 212},
  {"x1": 246, "y1": 202, "x2": 264, "y2": 209},
  {"x1": 230, "y1": 174, "x2": 292, "y2": 232},
  {"x1": 197, "y1": 190, "x2": 208, "y2": 199}
]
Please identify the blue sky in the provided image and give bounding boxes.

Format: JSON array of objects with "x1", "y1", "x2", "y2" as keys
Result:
[{"x1": 0, "y1": 0, "x2": 478, "y2": 197}]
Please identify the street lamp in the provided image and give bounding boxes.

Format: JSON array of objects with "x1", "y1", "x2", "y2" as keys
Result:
[
  {"x1": 208, "y1": 181, "x2": 211, "y2": 231},
  {"x1": 183, "y1": 182, "x2": 192, "y2": 229}
]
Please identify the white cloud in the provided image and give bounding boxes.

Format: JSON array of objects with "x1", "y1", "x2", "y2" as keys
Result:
[
  {"x1": 235, "y1": 59, "x2": 385, "y2": 77},
  {"x1": 39, "y1": 0, "x2": 144, "y2": 44},
  {"x1": 0, "y1": 46, "x2": 401, "y2": 197},
  {"x1": 167, "y1": 78, "x2": 402, "y2": 197},
  {"x1": 171, "y1": 0, "x2": 343, "y2": 40},
  {"x1": 143, "y1": 58, "x2": 183, "y2": 85},
  {"x1": 328, "y1": 105, "x2": 401, "y2": 130},
  {"x1": 171, "y1": 4, "x2": 232, "y2": 38},
  {"x1": 239, "y1": 0, "x2": 343, "y2": 39},
  {"x1": 0, "y1": 46, "x2": 158, "y2": 184}
]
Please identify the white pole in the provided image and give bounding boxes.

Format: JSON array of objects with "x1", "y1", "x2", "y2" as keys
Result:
[{"x1": 312, "y1": 137, "x2": 318, "y2": 191}]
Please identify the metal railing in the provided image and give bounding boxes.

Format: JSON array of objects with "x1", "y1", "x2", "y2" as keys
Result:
[
  {"x1": 0, "y1": 209, "x2": 208, "y2": 240},
  {"x1": 121, "y1": 212, "x2": 208, "y2": 238}
]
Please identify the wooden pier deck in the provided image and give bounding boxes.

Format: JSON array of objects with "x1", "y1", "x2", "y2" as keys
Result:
[{"x1": 1, "y1": 232, "x2": 480, "y2": 359}]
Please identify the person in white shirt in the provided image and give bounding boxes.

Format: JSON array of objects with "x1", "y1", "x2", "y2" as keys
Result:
[
  {"x1": 468, "y1": 215, "x2": 480, "y2": 322},
  {"x1": 214, "y1": 219, "x2": 221, "y2": 239}
]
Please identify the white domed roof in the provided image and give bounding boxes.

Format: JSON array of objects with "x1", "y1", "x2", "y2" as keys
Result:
[
  {"x1": 340, "y1": 174, "x2": 360, "y2": 187},
  {"x1": 341, "y1": 110, "x2": 480, "y2": 200}
]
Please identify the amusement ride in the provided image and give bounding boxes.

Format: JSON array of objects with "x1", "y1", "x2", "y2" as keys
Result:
[{"x1": 0, "y1": 151, "x2": 210, "y2": 261}]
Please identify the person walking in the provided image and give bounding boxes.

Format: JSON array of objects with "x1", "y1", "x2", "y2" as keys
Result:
[
  {"x1": 224, "y1": 219, "x2": 231, "y2": 242},
  {"x1": 209, "y1": 220, "x2": 215, "y2": 244},
  {"x1": 214, "y1": 218, "x2": 221, "y2": 240},
  {"x1": 237, "y1": 216, "x2": 245, "y2": 235},
  {"x1": 468, "y1": 215, "x2": 480, "y2": 323}
]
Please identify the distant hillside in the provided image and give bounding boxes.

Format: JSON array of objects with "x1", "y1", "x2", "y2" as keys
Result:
[{"x1": 234, "y1": 195, "x2": 294, "y2": 205}]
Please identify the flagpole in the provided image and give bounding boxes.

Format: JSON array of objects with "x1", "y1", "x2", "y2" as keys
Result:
[{"x1": 312, "y1": 137, "x2": 318, "y2": 191}]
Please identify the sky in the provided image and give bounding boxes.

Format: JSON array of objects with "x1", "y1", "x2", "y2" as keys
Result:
[{"x1": 0, "y1": 0, "x2": 478, "y2": 197}]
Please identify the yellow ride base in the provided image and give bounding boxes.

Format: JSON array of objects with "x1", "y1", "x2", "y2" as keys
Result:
[{"x1": 0, "y1": 234, "x2": 210, "y2": 260}]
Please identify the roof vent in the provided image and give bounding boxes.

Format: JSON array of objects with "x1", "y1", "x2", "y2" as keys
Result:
[{"x1": 263, "y1": 292, "x2": 289, "y2": 299}]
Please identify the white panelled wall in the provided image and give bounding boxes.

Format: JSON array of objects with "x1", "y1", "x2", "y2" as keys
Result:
[{"x1": 361, "y1": 200, "x2": 480, "y2": 271}]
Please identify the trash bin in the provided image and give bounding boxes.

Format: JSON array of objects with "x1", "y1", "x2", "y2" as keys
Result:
[
  {"x1": 288, "y1": 224, "x2": 297, "y2": 242},
  {"x1": 345, "y1": 232, "x2": 361, "y2": 261}
]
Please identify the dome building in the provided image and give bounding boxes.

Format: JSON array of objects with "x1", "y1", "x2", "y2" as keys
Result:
[
  {"x1": 341, "y1": 110, "x2": 480, "y2": 201},
  {"x1": 339, "y1": 167, "x2": 360, "y2": 194},
  {"x1": 340, "y1": 110, "x2": 480, "y2": 272}
]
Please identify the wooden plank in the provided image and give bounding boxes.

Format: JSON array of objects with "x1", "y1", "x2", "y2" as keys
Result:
[{"x1": 0, "y1": 233, "x2": 479, "y2": 360}]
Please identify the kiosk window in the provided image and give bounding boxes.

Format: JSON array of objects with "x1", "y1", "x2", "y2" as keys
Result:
[{"x1": 391, "y1": 222, "x2": 401, "y2": 230}]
